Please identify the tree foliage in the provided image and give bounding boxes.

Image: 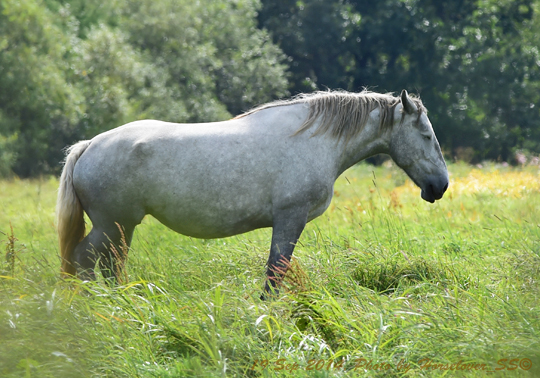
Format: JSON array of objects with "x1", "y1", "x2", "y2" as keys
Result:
[
  {"x1": 0, "y1": 0, "x2": 82, "y2": 175},
  {"x1": 0, "y1": 0, "x2": 288, "y2": 176},
  {"x1": 1, "y1": 0, "x2": 539, "y2": 176}
]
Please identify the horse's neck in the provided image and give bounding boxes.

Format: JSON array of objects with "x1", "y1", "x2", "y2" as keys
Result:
[{"x1": 335, "y1": 120, "x2": 389, "y2": 177}]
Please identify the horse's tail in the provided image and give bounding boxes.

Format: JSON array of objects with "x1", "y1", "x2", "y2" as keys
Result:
[{"x1": 56, "y1": 140, "x2": 92, "y2": 277}]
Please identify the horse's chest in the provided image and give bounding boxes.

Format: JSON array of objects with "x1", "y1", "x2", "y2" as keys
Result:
[{"x1": 307, "y1": 187, "x2": 334, "y2": 221}]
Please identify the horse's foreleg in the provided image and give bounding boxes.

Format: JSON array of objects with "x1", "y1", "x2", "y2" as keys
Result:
[{"x1": 262, "y1": 207, "x2": 308, "y2": 299}]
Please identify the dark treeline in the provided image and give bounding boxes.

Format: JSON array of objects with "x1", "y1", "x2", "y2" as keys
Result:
[{"x1": 1, "y1": 0, "x2": 539, "y2": 177}]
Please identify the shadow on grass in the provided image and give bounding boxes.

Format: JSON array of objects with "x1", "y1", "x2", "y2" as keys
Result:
[{"x1": 352, "y1": 253, "x2": 469, "y2": 294}]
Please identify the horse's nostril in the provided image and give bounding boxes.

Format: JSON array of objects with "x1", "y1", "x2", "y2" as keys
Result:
[{"x1": 443, "y1": 182, "x2": 448, "y2": 192}]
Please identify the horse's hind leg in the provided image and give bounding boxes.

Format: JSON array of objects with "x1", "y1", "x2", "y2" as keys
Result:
[{"x1": 72, "y1": 222, "x2": 135, "y2": 283}]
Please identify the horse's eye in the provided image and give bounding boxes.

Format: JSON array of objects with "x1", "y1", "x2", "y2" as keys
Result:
[{"x1": 423, "y1": 135, "x2": 432, "y2": 141}]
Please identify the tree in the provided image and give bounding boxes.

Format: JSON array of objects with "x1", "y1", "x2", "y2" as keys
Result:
[
  {"x1": 74, "y1": 25, "x2": 157, "y2": 138},
  {"x1": 0, "y1": 0, "x2": 82, "y2": 176},
  {"x1": 258, "y1": 0, "x2": 361, "y2": 93},
  {"x1": 0, "y1": 0, "x2": 289, "y2": 176},
  {"x1": 120, "y1": 0, "x2": 288, "y2": 120}
]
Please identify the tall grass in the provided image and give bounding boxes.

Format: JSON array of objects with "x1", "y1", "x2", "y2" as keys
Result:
[{"x1": 0, "y1": 163, "x2": 539, "y2": 377}]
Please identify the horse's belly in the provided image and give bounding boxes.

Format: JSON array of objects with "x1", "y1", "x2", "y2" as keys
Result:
[{"x1": 147, "y1": 193, "x2": 274, "y2": 239}]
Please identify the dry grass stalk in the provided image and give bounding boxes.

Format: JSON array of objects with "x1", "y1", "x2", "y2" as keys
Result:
[{"x1": 109, "y1": 222, "x2": 129, "y2": 285}]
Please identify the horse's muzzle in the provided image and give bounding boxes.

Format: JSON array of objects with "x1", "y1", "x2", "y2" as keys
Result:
[{"x1": 421, "y1": 179, "x2": 449, "y2": 203}]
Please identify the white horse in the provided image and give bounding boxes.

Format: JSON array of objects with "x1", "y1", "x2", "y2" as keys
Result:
[{"x1": 57, "y1": 90, "x2": 448, "y2": 297}]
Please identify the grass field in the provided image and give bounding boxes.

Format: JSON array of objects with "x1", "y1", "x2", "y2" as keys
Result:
[{"x1": 1, "y1": 162, "x2": 539, "y2": 377}]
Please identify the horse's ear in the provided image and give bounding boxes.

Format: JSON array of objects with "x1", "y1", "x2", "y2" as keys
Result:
[{"x1": 401, "y1": 90, "x2": 417, "y2": 114}]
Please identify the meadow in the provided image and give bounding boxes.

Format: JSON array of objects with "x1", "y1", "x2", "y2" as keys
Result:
[{"x1": 0, "y1": 162, "x2": 539, "y2": 377}]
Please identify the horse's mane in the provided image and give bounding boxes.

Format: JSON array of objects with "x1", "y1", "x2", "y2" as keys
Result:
[{"x1": 234, "y1": 90, "x2": 426, "y2": 142}]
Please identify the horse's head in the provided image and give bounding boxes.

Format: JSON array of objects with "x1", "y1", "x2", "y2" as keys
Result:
[{"x1": 389, "y1": 90, "x2": 449, "y2": 203}]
